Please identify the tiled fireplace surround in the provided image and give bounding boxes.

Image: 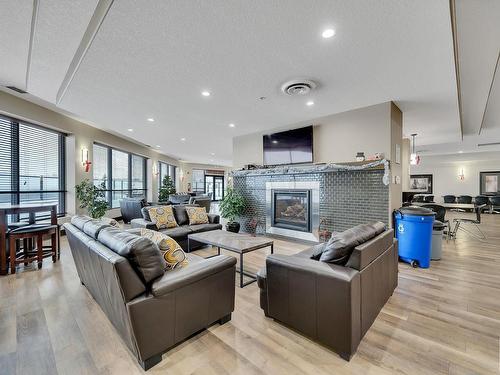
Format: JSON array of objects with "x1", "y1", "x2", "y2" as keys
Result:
[{"x1": 233, "y1": 169, "x2": 389, "y2": 241}]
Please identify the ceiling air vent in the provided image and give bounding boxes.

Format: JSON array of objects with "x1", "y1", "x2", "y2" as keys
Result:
[
  {"x1": 5, "y1": 86, "x2": 27, "y2": 94},
  {"x1": 281, "y1": 79, "x2": 317, "y2": 96}
]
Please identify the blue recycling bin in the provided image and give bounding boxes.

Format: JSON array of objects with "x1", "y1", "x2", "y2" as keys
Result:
[{"x1": 394, "y1": 206, "x2": 435, "y2": 268}]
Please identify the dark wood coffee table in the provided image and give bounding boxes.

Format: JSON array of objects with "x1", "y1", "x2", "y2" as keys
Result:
[{"x1": 187, "y1": 230, "x2": 274, "y2": 287}]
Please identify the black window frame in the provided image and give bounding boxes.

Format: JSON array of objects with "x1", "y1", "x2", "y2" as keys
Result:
[
  {"x1": 93, "y1": 142, "x2": 148, "y2": 208},
  {"x1": 0, "y1": 114, "x2": 66, "y2": 218},
  {"x1": 158, "y1": 161, "x2": 176, "y2": 189}
]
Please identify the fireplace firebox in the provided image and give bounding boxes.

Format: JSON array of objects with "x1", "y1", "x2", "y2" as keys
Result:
[{"x1": 272, "y1": 190, "x2": 311, "y2": 232}]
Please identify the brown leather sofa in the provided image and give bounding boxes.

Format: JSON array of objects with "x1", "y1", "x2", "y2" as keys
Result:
[
  {"x1": 130, "y1": 204, "x2": 221, "y2": 251},
  {"x1": 64, "y1": 216, "x2": 236, "y2": 370},
  {"x1": 257, "y1": 229, "x2": 397, "y2": 361}
]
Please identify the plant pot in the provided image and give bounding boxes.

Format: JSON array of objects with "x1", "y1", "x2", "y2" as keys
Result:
[{"x1": 226, "y1": 221, "x2": 240, "y2": 233}]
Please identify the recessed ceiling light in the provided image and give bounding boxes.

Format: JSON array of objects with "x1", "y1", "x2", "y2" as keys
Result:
[
  {"x1": 127, "y1": 128, "x2": 133, "y2": 132},
  {"x1": 155, "y1": 145, "x2": 161, "y2": 148},
  {"x1": 210, "y1": 152, "x2": 215, "y2": 156},
  {"x1": 180, "y1": 137, "x2": 186, "y2": 141},
  {"x1": 458, "y1": 150, "x2": 464, "y2": 154},
  {"x1": 210, "y1": 159, "x2": 214, "y2": 162},
  {"x1": 306, "y1": 101, "x2": 314, "y2": 106},
  {"x1": 201, "y1": 91, "x2": 211, "y2": 97},
  {"x1": 228, "y1": 123, "x2": 235, "y2": 128},
  {"x1": 147, "y1": 118, "x2": 154, "y2": 122},
  {"x1": 322, "y1": 29, "x2": 335, "y2": 38}
]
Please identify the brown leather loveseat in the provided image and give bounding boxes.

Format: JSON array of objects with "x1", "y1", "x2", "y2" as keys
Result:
[
  {"x1": 257, "y1": 227, "x2": 398, "y2": 361},
  {"x1": 64, "y1": 216, "x2": 237, "y2": 370}
]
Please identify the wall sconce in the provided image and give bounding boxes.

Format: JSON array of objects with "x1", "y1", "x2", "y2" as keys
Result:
[
  {"x1": 458, "y1": 168, "x2": 465, "y2": 180},
  {"x1": 152, "y1": 163, "x2": 159, "y2": 176},
  {"x1": 81, "y1": 147, "x2": 91, "y2": 172}
]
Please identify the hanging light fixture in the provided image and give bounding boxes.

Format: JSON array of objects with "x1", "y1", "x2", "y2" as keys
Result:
[{"x1": 410, "y1": 134, "x2": 420, "y2": 165}]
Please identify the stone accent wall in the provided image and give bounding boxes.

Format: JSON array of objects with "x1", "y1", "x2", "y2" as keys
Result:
[{"x1": 233, "y1": 169, "x2": 389, "y2": 236}]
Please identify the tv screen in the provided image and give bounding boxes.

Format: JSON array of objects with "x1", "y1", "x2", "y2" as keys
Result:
[{"x1": 263, "y1": 126, "x2": 313, "y2": 165}]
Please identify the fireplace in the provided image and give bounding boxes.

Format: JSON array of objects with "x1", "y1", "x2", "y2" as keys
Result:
[
  {"x1": 266, "y1": 181, "x2": 320, "y2": 242},
  {"x1": 272, "y1": 190, "x2": 311, "y2": 232}
]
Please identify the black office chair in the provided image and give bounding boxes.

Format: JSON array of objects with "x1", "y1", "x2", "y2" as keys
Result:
[
  {"x1": 451, "y1": 204, "x2": 487, "y2": 240},
  {"x1": 423, "y1": 195, "x2": 434, "y2": 203},
  {"x1": 412, "y1": 195, "x2": 425, "y2": 203},
  {"x1": 422, "y1": 204, "x2": 450, "y2": 239},
  {"x1": 443, "y1": 195, "x2": 456, "y2": 203},
  {"x1": 474, "y1": 196, "x2": 490, "y2": 212},
  {"x1": 457, "y1": 195, "x2": 472, "y2": 204},
  {"x1": 490, "y1": 196, "x2": 500, "y2": 214}
]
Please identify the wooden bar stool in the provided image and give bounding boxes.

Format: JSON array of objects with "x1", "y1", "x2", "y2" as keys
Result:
[{"x1": 8, "y1": 224, "x2": 58, "y2": 274}]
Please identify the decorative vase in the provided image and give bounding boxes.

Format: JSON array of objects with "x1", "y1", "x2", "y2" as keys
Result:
[{"x1": 226, "y1": 221, "x2": 240, "y2": 233}]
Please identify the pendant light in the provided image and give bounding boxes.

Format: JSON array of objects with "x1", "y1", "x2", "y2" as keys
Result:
[{"x1": 410, "y1": 134, "x2": 420, "y2": 165}]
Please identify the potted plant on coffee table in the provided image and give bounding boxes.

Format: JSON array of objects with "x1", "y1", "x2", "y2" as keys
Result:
[{"x1": 219, "y1": 187, "x2": 245, "y2": 233}]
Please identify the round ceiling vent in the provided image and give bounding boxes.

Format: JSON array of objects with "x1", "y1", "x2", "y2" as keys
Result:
[{"x1": 281, "y1": 79, "x2": 318, "y2": 96}]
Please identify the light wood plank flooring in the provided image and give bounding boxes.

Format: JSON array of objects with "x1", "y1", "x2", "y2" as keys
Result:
[{"x1": 1, "y1": 211, "x2": 500, "y2": 374}]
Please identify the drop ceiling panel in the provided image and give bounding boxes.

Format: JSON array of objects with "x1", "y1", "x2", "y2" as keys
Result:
[
  {"x1": 0, "y1": 0, "x2": 33, "y2": 89},
  {"x1": 28, "y1": 0, "x2": 99, "y2": 102},
  {"x1": 456, "y1": 0, "x2": 500, "y2": 135},
  {"x1": 58, "y1": 0, "x2": 459, "y2": 165}
]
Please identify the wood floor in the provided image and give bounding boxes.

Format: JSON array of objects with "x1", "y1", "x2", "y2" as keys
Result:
[{"x1": 1, "y1": 211, "x2": 500, "y2": 374}]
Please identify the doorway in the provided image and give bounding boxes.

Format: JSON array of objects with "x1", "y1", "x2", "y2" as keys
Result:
[{"x1": 204, "y1": 175, "x2": 224, "y2": 201}]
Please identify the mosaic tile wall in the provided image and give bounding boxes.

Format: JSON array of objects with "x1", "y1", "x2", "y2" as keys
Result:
[{"x1": 233, "y1": 169, "x2": 389, "y2": 236}]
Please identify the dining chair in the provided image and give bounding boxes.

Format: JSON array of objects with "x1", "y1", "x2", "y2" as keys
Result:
[{"x1": 450, "y1": 204, "x2": 487, "y2": 240}]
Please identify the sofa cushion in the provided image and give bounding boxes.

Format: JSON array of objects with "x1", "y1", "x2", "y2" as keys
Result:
[
  {"x1": 319, "y1": 222, "x2": 386, "y2": 265},
  {"x1": 148, "y1": 206, "x2": 178, "y2": 229},
  {"x1": 185, "y1": 206, "x2": 209, "y2": 225},
  {"x1": 82, "y1": 219, "x2": 111, "y2": 239},
  {"x1": 98, "y1": 227, "x2": 165, "y2": 284},
  {"x1": 188, "y1": 223, "x2": 223, "y2": 233},
  {"x1": 140, "y1": 229, "x2": 188, "y2": 270},
  {"x1": 141, "y1": 206, "x2": 152, "y2": 221},
  {"x1": 172, "y1": 204, "x2": 197, "y2": 226},
  {"x1": 159, "y1": 226, "x2": 193, "y2": 241},
  {"x1": 70, "y1": 215, "x2": 92, "y2": 231}
]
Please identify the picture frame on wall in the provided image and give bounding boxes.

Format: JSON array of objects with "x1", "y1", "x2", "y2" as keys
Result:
[
  {"x1": 409, "y1": 174, "x2": 433, "y2": 194},
  {"x1": 480, "y1": 171, "x2": 500, "y2": 195}
]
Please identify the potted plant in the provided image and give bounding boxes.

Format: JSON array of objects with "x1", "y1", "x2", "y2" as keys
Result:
[
  {"x1": 219, "y1": 187, "x2": 246, "y2": 233},
  {"x1": 75, "y1": 179, "x2": 109, "y2": 219},
  {"x1": 158, "y1": 175, "x2": 176, "y2": 202}
]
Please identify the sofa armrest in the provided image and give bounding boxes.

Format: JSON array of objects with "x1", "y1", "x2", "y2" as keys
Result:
[
  {"x1": 207, "y1": 213, "x2": 220, "y2": 224},
  {"x1": 151, "y1": 255, "x2": 236, "y2": 296},
  {"x1": 265, "y1": 254, "x2": 361, "y2": 359},
  {"x1": 131, "y1": 218, "x2": 157, "y2": 230}
]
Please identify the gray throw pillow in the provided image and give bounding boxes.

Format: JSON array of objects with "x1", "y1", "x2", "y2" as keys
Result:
[{"x1": 318, "y1": 222, "x2": 386, "y2": 265}]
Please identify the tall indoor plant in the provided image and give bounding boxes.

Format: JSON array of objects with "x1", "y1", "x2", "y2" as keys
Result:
[
  {"x1": 75, "y1": 179, "x2": 109, "y2": 219},
  {"x1": 158, "y1": 175, "x2": 176, "y2": 202},
  {"x1": 219, "y1": 187, "x2": 246, "y2": 233}
]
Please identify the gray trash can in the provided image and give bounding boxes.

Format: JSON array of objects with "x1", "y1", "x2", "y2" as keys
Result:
[{"x1": 431, "y1": 220, "x2": 446, "y2": 260}]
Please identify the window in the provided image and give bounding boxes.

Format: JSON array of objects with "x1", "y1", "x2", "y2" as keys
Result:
[
  {"x1": 192, "y1": 169, "x2": 205, "y2": 194},
  {"x1": 93, "y1": 143, "x2": 147, "y2": 208},
  {"x1": 0, "y1": 115, "x2": 66, "y2": 216},
  {"x1": 158, "y1": 161, "x2": 176, "y2": 188}
]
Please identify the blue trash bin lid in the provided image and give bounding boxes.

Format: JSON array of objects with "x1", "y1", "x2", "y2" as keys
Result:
[{"x1": 398, "y1": 206, "x2": 435, "y2": 216}]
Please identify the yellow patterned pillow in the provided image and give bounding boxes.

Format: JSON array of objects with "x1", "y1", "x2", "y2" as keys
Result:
[
  {"x1": 140, "y1": 228, "x2": 188, "y2": 270},
  {"x1": 148, "y1": 206, "x2": 178, "y2": 229},
  {"x1": 185, "y1": 206, "x2": 209, "y2": 225}
]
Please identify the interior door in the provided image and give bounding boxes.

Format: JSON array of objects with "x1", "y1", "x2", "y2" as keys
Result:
[
  {"x1": 205, "y1": 177, "x2": 214, "y2": 200},
  {"x1": 213, "y1": 176, "x2": 224, "y2": 201}
]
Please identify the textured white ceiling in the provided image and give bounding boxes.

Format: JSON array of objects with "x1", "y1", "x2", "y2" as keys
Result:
[
  {"x1": 28, "y1": 0, "x2": 99, "y2": 102},
  {"x1": 56, "y1": 0, "x2": 460, "y2": 165},
  {"x1": 456, "y1": 0, "x2": 500, "y2": 135},
  {"x1": 0, "y1": 0, "x2": 32, "y2": 89}
]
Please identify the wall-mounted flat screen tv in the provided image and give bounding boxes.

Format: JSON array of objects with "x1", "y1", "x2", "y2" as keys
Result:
[{"x1": 263, "y1": 125, "x2": 313, "y2": 165}]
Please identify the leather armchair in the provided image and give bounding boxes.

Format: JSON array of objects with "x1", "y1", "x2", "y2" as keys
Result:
[{"x1": 257, "y1": 229, "x2": 397, "y2": 361}]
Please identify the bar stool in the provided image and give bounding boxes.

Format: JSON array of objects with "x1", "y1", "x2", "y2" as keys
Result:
[{"x1": 8, "y1": 224, "x2": 58, "y2": 274}]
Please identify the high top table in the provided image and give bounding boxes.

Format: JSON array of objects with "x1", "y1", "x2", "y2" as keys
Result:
[
  {"x1": 0, "y1": 201, "x2": 58, "y2": 275},
  {"x1": 187, "y1": 230, "x2": 274, "y2": 288},
  {"x1": 410, "y1": 202, "x2": 475, "y2": 210}
]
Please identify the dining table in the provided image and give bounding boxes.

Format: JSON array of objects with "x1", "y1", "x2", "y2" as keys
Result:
[{"x1": 0, "y1": 201, "x2": 58, "y2": 275}]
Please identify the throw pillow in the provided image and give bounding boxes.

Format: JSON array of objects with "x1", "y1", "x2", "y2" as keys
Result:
[
  {"x1": 148, "y1": 206, "x2": 178, "y2": 230},
  {"x1": 319, "y1": 222, "x2": 386, "y2": 265},
  {"x1": 185, "y1": 206, "x2": 209, "y2": 225},
  {"x1": 140, "y1": 228, "x2": 188, "y2": 270}
]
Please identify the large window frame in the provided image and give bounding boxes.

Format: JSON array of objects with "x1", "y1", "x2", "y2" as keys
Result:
[
  {"x1": 158, "y1": 161, "x2": 176, "y2": 189},
  {"x1": 93, "y1": 143, "x2": 148, "y2": 208},
  {"x1": 0, "y1": 114, "x2": 66, "y2": 217}
]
